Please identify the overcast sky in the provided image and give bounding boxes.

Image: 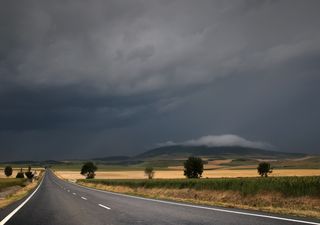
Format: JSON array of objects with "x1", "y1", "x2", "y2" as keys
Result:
[{"x1": 1, "y1": 0, "x2": 320, "y2": 161}]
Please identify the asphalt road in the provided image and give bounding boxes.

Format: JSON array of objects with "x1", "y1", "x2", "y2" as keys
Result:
[{"x1": 0, "y1": 170, "x2": 319, "y2": 225}]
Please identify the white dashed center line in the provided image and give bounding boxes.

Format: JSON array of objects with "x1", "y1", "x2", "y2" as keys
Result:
[
  {"x1": 81, "y1": 197, "x2": 87, "y2": 200},
  {"x1": 98, "y1": 204, "x2": 111, "y2": 210},
  {"x1": 72, "y1": 192, "x2": 76, "y2": 195}
]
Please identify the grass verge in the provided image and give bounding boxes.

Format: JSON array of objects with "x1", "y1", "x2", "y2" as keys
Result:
[{"x1": 0, "y1": 179, "x2": 27, "y2": 190}]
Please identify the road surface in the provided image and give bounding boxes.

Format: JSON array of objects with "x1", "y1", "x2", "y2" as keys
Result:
[{"x1": 0, "y1": 170, "x2": 319, "y2": 225}]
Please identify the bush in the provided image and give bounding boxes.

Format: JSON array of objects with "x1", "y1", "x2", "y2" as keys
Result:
[
  {"x1": 4, "y1": 166, "x2": 13, "y2": 177},
  {"x1": 16, "y1": 168, "x2": 24, "y2": 178},
  {"x1": 184, "y1": 157, "x2": 204, "y2": 178},
  {"x1": 25, "y1": 166, "x2": 34, "y2": 180},
  {"x1": 144, "y1": 167, "x2": 155, "y2": 179},
  {"x1": 0, "y1": 178, "x2": 27, "y2": 190},
  {"x1": 81, "y1": 162, "x2": 97, "y2": 179},
  {"x1": 257, "y1": 162, "x2": 272, "y2": 177}
]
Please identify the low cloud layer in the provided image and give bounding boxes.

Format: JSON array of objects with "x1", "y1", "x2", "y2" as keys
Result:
[{"x1": 158, "y1": 135, "x2": 273, "y2": 150}]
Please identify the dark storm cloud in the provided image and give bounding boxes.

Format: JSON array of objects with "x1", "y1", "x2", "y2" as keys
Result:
[{"x1": 0, "y1": 0, "x2": 320, "y2": 160}]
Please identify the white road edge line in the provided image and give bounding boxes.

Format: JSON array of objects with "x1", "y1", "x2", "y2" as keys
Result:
[
  {"x1": 0, "y1": 173, "x2": 45, "y2": 225},
  {"x1": 98, "y1": 204, "x2": 111, "y2": 210},
  {"x1": 81, "y1": 197, "x2": 87, "y2": 200},
  {"x1": 70, "y1": 182, "x2": 320, "y2": 225}
]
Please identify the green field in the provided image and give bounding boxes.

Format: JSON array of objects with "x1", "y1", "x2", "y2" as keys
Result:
[
  {"x1": 79, "y1": 176, "x2": 320, "y2": 197},
  {"x1": 0, "y1": 178, "x2": 27, "y2": 191}
]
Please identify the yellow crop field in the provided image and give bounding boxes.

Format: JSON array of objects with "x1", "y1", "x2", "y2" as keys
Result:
[{"x1": 56, "y1": 169, "x2": 320, "y2": 180}]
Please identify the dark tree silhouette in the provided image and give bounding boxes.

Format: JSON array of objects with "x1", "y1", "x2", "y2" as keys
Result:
[
  {"x1": 4, "y1": 166, "x2": 13, "y2": 177},
  {"x1": 25, "y1": 166, "x2": 34, "y2": 180},
  {"x1": 81, "y1": 162, "x2": 97, "y2": 179},
  {"x1": 144, "y1": 167, "x2": 155, "y2": 179},
  {"x1": 257, "y1": 162, "x2": 272, "y2": 177},
  {"x1": 184, "y1": 157, "x2": 204, "y2": 178},
  {"x1": 16, "y1": 168, "x2": 25, "y2": 178}
]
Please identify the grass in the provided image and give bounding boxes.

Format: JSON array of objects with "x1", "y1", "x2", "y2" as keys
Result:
[
  {"x1": 220, "y1": 158, "x2": 258, "y2": 166},
  {"x1": 79, "y1": 176, "x2": 320, "y2": 197},
  {"x1": 272, "y1": 156, "x2": 320, "y2": 169},
  {"x1": 0, "y1": 178, "x2": 27, "y2": 190}
]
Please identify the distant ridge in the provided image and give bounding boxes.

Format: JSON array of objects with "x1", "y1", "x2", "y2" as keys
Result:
[
  {"x1": 136, "y1": 145, "x2": 305, "y2": 159},
  {"x1": 92, "y1": 156, "x2": 131, "y2": 161},
  {"x1": 1, "y1": 146, "x2": 306, "y2": 165}
]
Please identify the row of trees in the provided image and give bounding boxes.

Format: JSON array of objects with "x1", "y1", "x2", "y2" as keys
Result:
[
  {"x1": 80, "y1": 157, "x2": 273, "y2": 180},
  {"x1": 80, "y1": 162, "x2": 157, "y2": 179},
  {"x1": 144, "y1": 157, "x2": 204, "y2": 179},
  {"x1": 3, "y1": 166, "x2": 36, "y2": 180},
  {"x1": 145, "y1": 158, "x2": 273, "y2": 178},
  {"x1": 183, "y1": 157, "x2": 273, "y2": 178}
]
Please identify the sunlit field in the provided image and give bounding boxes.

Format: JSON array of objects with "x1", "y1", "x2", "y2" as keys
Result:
[{"x1": 55, "y1": 169, "x2": 320, "y2": 180}]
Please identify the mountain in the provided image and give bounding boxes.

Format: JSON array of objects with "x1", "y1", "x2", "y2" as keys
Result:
[{"x1": 136, "y1": 145, "x2": 306, "y2": 159}]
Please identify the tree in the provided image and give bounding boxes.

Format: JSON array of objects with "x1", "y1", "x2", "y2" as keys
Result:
[
  {"x1": 184, "y1": 157, "x2": 204, "y2": 178},
  {"x1": 257, "y1": 162, "x2": 272, "y2": 177},
  {"x1": 144, "y1": 167, "x2": 155, "y2": 179},
  {"x1": 81, "y1": 162, "x2": 97, "y2": 179},
  {"x1": 25, "y1": 166, "x2": 34, "y2": 180},
  {"x1": 16, "y1": 168, "x2": 25, "y2": 178},
  {"x1": 4, "y1": 166, "x2": 13, "y2": 177}
]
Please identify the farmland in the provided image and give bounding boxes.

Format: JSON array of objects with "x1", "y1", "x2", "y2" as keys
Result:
[
  {"x1": 55, "y1": 168, "x2": 320, "y2": 180},
  {"x1": 54, "y1": 155, "x2": 320, "y2": 179},
  {"x1": 45, "y1": 155, "x2": 320, "y2": 171}
]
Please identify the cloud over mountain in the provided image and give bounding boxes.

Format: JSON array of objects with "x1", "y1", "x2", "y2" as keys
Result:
[{"x1": 158, "y1": 134, "x2": 273, "y2": 149}]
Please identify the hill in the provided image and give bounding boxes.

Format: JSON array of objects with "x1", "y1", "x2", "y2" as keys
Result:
[
  {"x1": 2, "y1": 146, "x2": 313, "y2": 170},
  {"x1": 92, "y1": 156, "x2": 131, "y2": 161},
  {"x1": 136, "y1": 145, "x2": 306, "y2": 160}
]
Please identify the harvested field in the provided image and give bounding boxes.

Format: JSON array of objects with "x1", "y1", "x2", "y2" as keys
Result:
[{"x1": 56, "y1": 169, "x2": 320, "y2": 180}]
